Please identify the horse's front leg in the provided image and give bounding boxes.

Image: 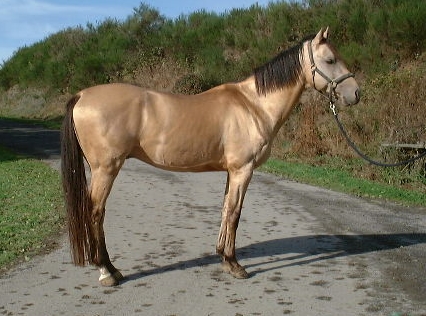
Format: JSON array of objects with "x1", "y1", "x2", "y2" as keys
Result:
[
  {"x1": 90, "y1": 167, "x2": 124, "y2": 286},
  {"x1": 216, "y1": 164, "x2": 253, "y2": 279}
]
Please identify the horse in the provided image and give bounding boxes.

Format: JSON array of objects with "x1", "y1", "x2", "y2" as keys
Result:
[{"x1": 61, "y1": 28, "x2": 360, "y2": 286}]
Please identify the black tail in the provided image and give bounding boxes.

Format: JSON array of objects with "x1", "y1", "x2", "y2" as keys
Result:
[{"x1": 61, "y1": 95, "x2": 96, "y2": 266}]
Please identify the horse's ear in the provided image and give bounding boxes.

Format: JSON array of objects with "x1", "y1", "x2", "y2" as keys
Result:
[
  {"x1": 313, "y1": 27, "x2": 328, "y2": 45},
  {"x1": 323, "y1": 26, "x2": 330, "y2": 40}
]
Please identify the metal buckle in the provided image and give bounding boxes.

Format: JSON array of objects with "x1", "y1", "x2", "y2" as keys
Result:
[{"x1": 329, "y1": 102, "x2": 337, "y2": 116}]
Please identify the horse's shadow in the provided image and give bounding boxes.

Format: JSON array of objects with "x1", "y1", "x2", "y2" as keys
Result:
[{"x1": 122, "y1": 233, "x2": 426, "y2": 284}]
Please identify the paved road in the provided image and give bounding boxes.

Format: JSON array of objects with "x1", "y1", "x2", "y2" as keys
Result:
[
  {"x1": 0, "y1": 118, "x2": 60, "y2": 159},
  {"x1": 0, "y1": 119, "x2": 425, "y2": 315}
]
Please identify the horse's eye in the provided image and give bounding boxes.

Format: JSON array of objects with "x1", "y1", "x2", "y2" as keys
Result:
[{"x1": 326, "y1": 58, "x2": 336, "y2": 64}]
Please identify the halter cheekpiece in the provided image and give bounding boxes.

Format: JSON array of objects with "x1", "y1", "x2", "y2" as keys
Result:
[{"x1": 308, "y1": 40, "x2": 355, "y2": 105}]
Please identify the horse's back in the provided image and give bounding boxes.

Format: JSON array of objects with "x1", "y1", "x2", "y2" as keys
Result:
[{"x1": 75, "y1": 83, "x2": 145, "y2": 113}]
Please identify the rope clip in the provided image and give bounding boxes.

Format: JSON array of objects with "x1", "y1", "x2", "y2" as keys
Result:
[{"x1": 329, "y1": 102, "x2": 337, "y2": 116}]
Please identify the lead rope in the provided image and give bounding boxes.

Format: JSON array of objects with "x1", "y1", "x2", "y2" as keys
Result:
[
  {"x1": 329, "y1": 102, "x2": 426, "y2": 167},
  {"x1": 307, "y1": 39, "x2": 426, "y2": 166}
]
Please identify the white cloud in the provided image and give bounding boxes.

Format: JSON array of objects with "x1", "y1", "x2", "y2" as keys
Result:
[
  {"x1": 0, "y1": 0, "x2": 93, "y2": 19},
  {"x1": 0, "y1": 0, "x2": 132, "y2": 62}
]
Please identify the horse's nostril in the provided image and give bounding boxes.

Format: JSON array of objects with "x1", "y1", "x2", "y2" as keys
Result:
[{"x1": 355, "y1": 89, "x2": 361, "y2": 102}]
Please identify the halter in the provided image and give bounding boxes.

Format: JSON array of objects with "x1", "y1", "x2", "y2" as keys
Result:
[
  {"x1": 307, "y1": 40, "x2": 426, "y2": 167},
  {"x1": 308, "y1": 40, "x2": 355, "y2": 106}
]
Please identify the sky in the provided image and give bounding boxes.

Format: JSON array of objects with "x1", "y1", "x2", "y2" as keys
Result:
[{"x1": 0, "y1": 0, "x2": 274, "y2": 64}]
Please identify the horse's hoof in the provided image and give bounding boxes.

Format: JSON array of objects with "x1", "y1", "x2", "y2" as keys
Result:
[
  {"x1": 99, "y1": 275, "x2": 119, "y2": 287},
  {"x1": 231, "y1": 266, "x2": 249, "y2": 279},
  {"x1": 221, "y1": 262, "x2": 249, "y2": 279}
]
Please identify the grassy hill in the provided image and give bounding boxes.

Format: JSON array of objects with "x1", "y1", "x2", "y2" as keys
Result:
[
  {"x1": 1, "y1": 0, "x2": 425, "y2": 92},
  {"x1": 0, "y1": 0, "x2": 424, "y2": 195}
]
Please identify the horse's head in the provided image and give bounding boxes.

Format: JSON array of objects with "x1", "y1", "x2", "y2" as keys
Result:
[{"x1": 304, "y1": 28, "x2": 360, "y2": 106}]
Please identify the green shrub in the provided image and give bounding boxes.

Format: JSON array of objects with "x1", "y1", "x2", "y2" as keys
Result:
[{"x1": 0, "y1": 0, "x2": 424, "y2": 92}]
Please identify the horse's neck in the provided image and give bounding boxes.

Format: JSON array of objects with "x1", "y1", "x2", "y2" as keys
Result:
[{"x1": 239, "y1": 77, "x2": 305, "y2": 135}]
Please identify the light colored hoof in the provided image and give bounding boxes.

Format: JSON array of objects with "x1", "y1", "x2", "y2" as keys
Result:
[
  {"x1": 99, "y1": 267, "x2": 124, "y2": 286},
  {"x1": 99, "y1": 275, "x2": 119, "y2": 287},
  {"x1": 221, "y1": 262, "x2": 249, "y2": 279}
]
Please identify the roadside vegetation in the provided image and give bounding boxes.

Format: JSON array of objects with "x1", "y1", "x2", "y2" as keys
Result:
[
  {"x1": 1, "y1": 0, "x2": 424, "y2": 92},
  {"x1": 261, "y1": 159, "x2": 426, "y2": 207},
  {"x1": 0, "y1": 0, "x2": 424, "y2": 210},
  {"x1": 0, "y1": 147, "x2": 64, "y2": 269}
]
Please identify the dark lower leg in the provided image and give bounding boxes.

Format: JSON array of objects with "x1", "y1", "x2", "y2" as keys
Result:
[
  {"x1": 89, "y1": 167, "x2": 123, "y2": 286},
  {"x1": 92, "y1": 214, "x2": 123, "y2": 286},
  {"x1": 220, "y1": 215, "x2": 248, "y2": 279},
  {"x1": 216, "y1": 167, "x2": 252, "y2": 279},
  {"x1": 216, "y1": 174, "x2": 229, "y2": 256}
]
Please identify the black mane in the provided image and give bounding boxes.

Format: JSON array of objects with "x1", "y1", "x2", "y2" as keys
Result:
[{"x1": 254, "y1": 35, "x2": 315, "y2": 95}]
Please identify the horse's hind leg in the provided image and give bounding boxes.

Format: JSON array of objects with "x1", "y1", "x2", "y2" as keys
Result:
[
  {"x1": 216, "y1": 164, "x2": 253, "y2": 279},
  {"x1": 89, "y1": 164, "x2": 124, "y2": 286}
]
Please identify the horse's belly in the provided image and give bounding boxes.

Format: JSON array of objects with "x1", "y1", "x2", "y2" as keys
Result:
[{"x1": 137, "y1": 139, "x2": 226, "y2": 171}]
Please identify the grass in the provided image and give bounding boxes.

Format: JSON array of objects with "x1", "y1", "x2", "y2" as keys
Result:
[
  {"x1": 261, "y1": 158, "x2": 426, "y2": 207},
  {"x1": 0, "y1": 146, "x2": 64, "y2": 269}
]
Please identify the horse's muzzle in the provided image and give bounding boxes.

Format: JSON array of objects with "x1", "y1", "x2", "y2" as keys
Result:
[{"x1": 341, "y1": 88, "x2": 361, "y2": 106}]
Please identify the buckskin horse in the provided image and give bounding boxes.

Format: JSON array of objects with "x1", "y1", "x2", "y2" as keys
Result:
[{"x1": 61, "y1": 28, "x2": 360, "y2": 286}]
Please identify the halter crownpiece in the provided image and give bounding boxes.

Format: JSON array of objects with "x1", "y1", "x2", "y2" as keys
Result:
[{"x1": 308, "y1": 40, "x2": 354, "y2": 104}]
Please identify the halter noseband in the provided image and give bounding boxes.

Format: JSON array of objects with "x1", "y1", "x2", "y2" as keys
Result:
[{"x1": 308, "y1": 40, "x2": 354, "y2": 104}]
